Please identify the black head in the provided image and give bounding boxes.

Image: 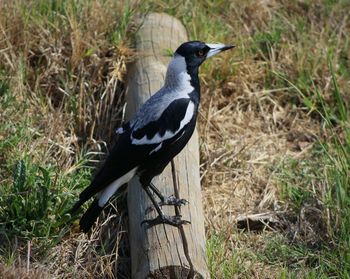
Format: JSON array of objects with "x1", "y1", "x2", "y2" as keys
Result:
[{"x1": 175, "y1": 41, "x2": 234, "y2": 68}]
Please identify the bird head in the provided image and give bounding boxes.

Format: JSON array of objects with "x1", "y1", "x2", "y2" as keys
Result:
[
  {"x1": 164, "y1": 41, "x2": 234, "y2": 89},
  {"x1": 175, "y1": 41, "x2": 235, "y2": 68}
]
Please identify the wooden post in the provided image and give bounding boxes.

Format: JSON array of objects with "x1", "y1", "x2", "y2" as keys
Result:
[{"x1": 125, "y1": 13, "x2": 209, "y2": 279}]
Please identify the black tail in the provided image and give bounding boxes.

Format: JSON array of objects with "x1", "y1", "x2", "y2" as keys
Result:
[
  {"x1": 79, "y1": 199, "x2": 104, "y2": 233},
  {"x1": 69, "y1": 199, "x2": 85, "y2": 215},
  {"x1": 69, "y1": 183, "x2": 97, "y2": 215}
]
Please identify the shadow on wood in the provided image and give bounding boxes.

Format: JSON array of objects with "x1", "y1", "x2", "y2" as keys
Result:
[{"x1": 125, "y1": 13, "x2": 209, "y2": 279}]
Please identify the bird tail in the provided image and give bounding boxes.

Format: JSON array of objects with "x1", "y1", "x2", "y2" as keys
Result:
[
  {"x1": 69, "y1": 183, "x2": 97, "y2": 215},
  {"x1": 69, "y1": 199, "x2": 84, "y2": 215},
  {"x1": 79, "y1": 199, "x2": 104, "y2": 233}
]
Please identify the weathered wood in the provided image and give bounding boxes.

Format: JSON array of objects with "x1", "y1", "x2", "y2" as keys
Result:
[{"x1": 126, "y1": 13, "x2": 209, "y2": 279}]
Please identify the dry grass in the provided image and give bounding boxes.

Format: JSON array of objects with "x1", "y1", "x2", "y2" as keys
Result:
[
  {"x1": 199, "y1": 54, "x2": 322, "y2": 231},
  {"x1": 0, "y1": 263, "x2": 48, "y2": 279},
  {"x1": 191, "y1": 0, "x2": 349, "y2": 277},
  {"x1": 0, "y1": 1, "x2": 134, "y2": 278},
  {"x1": 0, "y1": 0, "x2": 132, "y2": 158},
  {"x1": 198, "y1": 61, "x2": 322, "y2": 277},
  {"x1": 1, "y1": 0, "x2": 349, "y2": 278},
  {"x1": 48, "y1": 207, "x2": 130, "y2": 279}
]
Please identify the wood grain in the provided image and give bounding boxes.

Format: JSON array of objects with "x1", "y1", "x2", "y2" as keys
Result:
[{"x1": 125, "y1": 13, "x2": 209, "y2": 279}]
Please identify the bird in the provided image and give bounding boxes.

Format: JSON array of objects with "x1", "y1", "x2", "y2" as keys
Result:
[{"x1": 70, "y1": 41, "x2": 234, "y2": 233}]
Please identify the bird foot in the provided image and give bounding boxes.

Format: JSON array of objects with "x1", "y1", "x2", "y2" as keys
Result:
[
  {"x1": 160, "y1": 195, "x2": 188, "y2": 206},
  {"x1": 142, "y1": 214, "x2": 190, "y2": 228},
  {"x1": 145, "y1": 195, "x2": 188, "y2": 214}
]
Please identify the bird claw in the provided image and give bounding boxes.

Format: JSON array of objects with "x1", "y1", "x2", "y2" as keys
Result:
[
  {"x1": 141, "y1": 214, "x2": 190, "y2": 228},
  {"x1": 145, "y1": 195, "x2": 189, "y2": 214},
  {"x1": 160, "y1": 195, "x2": 189, "y2": 206}
]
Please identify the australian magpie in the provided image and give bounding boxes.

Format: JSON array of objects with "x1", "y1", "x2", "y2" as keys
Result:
[{"x1": 70, "y1": 41, "x2": 234, "y2": 232}]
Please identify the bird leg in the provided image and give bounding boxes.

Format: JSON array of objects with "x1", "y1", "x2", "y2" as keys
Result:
[
  {"x1": 143, "y1": 186, "x2": 164, "y2": 217},
  {"x1": 141, "y1": 185, "x2": 190, "y2": 228}
]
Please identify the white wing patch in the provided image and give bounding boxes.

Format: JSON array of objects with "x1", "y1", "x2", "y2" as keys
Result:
[
  {"x1": 131, "y1": 101, "x2": 195, "y2": 145},
  {"x1": 98, "y1": 167, "x2": 137, "y2": 207}
]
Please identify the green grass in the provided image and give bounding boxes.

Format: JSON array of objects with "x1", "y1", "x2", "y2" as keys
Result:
[
  {"x1": 203, "y1": 2, "x2": 349, "y2": 277},
  {"x1": 0, "y1": 157, "x2": 91, "y2": 242},
  {"x1": 0, "y1": 83, "x2": 92, "y2": 260},
  {"x1": 268, "y1": 63, "x2": 350, "y2": 277},
  {"x1": 207, "y1": 233, "x2": 237, "y2": 278}
]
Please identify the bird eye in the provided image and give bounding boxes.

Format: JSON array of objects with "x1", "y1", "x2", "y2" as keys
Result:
[{"x1": 196, "y1": 50, "x2": 205, "y2": 57}]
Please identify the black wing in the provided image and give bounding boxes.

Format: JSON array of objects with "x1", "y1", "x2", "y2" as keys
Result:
[{"x1": 131, "y1": 98, "x2": 192, "y2": 143}]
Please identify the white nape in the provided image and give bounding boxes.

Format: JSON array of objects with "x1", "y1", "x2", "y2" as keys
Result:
[{"x1": 164, "y1": 54, "x2": 194, "y2": 94}]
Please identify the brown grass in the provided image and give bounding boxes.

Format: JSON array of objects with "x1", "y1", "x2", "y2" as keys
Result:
[
  {"x1": 0, "y1": 1, "x2": 133, "y2": 278},
  {"x1": 199, "y1": 57, "x2": 320, "y2": 230},
  {"x1": 0, "y1": 264, "x2": 48, "y2": 279},
  {"x1": 48, "y1": 208, "x2": 130, "y2": 279}
]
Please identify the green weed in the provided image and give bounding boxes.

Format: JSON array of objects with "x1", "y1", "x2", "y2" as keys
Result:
[
  {"x1": 207, "y1": 233, "x2": 236, "y2": 278},
  {"x1": 272, "y1": 61, "x2": 350, "y2": 277},
  {"x1": 0, "y1": 157, "x2": 91, "y2": 253}
]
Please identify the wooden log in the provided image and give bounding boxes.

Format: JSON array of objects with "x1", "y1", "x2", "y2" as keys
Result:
[{"x1": 125, "y1": 13, "x2": 209, "y2": 279}]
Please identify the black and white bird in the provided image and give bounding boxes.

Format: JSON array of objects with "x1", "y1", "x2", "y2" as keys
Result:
[{"x1": 71, "y1": 41, "x2": 234, "y2": 232}]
